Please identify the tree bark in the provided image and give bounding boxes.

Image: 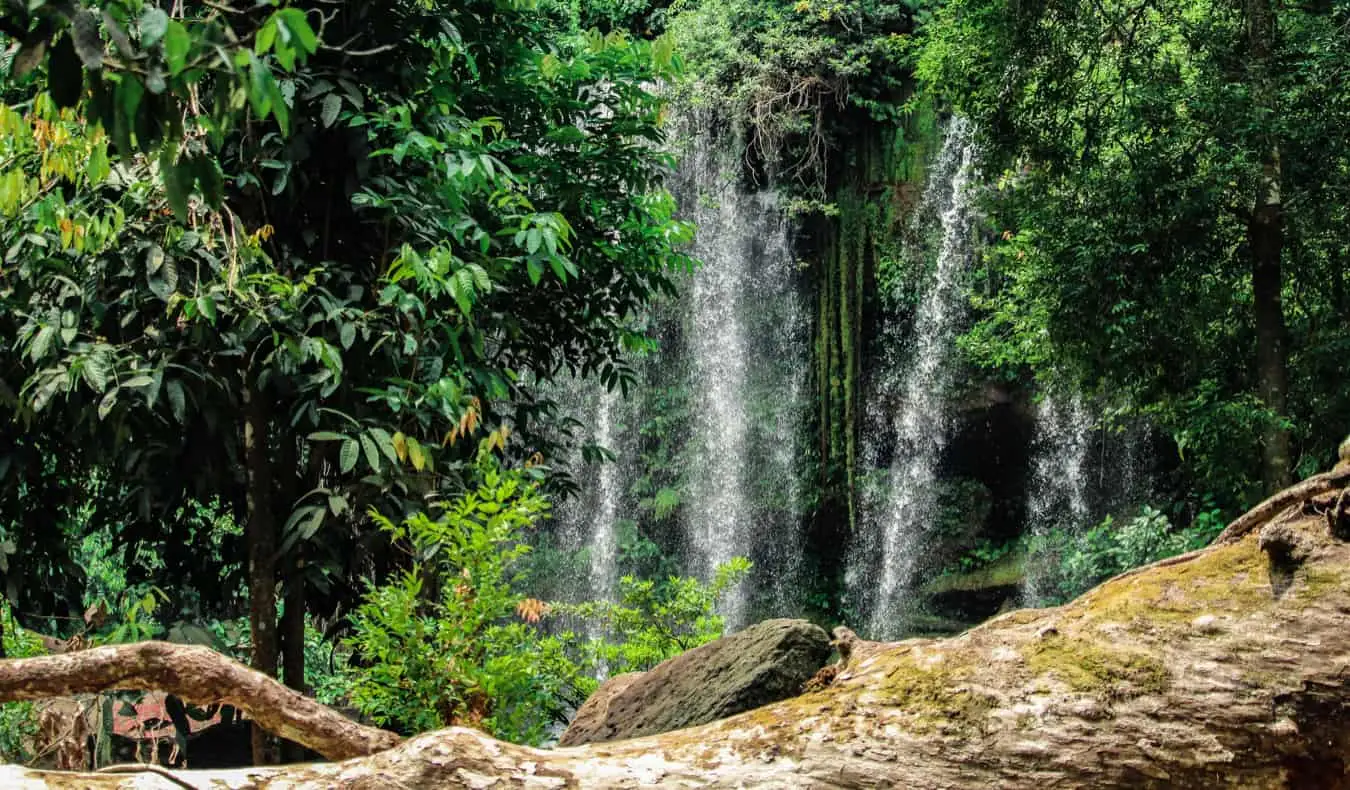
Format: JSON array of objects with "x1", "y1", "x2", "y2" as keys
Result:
[
  {"x1": 1246, "y1": 0, "x2": 1292, "y2": 492},
  {"x1": 0, "y1": 641, "x2": 400, "y2": 760},
  {"x1": 280, "y1": 555, "x2": 309, "y2": 763},
  {"x1": 243, "y1": 384, "x2": 279, "y2": 765},
  {"x1": 5, "y1": 467, "x2": 1350, "y2": 788}
]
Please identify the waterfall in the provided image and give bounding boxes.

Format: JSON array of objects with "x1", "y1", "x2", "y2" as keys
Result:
[
  {"x1": 549, "y1": 378, "x2": 625, "y2": 606},
  {"x1": 852, "y1": 117, "x2": 981, "y2": 639},
  {"x1": 587, "y1": 388, "x2": 621, "y2": 604},
  {"x1": 674, "y1": 118, "x2": 807, "y2": 630},
  {"x1": 1022, "y1": 391, "x2": 1094, "y2": 605}
]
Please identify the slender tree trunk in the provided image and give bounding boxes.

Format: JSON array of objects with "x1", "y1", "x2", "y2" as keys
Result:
[
  {"x1": 1246, "y1": 0, "x2": 1291, "y2": 492},
  {"x1": 243, "y1": 384, "x2": 278, "y2": 765},
  {"x1": 280, "y1": 556, "x2": 308, "y2": 762}
]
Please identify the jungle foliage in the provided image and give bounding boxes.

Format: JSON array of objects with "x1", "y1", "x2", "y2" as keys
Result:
[
  {"x1": 0, "y1": 0, "x2": 695, "y2": 760},
  {"x1": 919, "y1": 0, "x2": 1350, "y2": 510}
]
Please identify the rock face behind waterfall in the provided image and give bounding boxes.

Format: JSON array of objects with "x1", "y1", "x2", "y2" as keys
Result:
[{"x1": 558, "y1": 618, "x2": 831, "y2": 746}]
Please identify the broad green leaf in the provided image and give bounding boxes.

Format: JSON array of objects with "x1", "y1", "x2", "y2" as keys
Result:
[
  {"x1": 321, "y1": 93, "x2": 342, "y2": 128},
  {"x1": 408, "y1": 438, "x2": 426, "y2": 472},
  {"x1": 163, "y1": 21, "x2": 191, "y2": 75},
  {"x1": 166, "y1": 379, "x2": 187, "y2": 423},
  {"x1": 161, "y1": 150, "x2": 191, "y2": 221},
  {"x1": 360, "y1": 434, "x2": 381, "y2": 473},
  {"x1": 277, "y1": 9, "x2": 319, "y2": 56},
  {"x1": 29, "y1": 326, "x2": 56, "y2": 362},
  {"x1": 368, "y1": 427, "x2": 399, "y2": 465},
  {"x1": 196, "y1": 295, "x2": 217, "y2": 324},
  {"x1": 97, "y1": 387, "x2": 120, "y2": 420},
  {"x1": 339, "y1": 439, "x2": 359, "y2": 473},
  {"x1": 308, "y1": 431, "x2": 349, "y2": 441},
  {"x1": 255, "y1": 18, "x2": 278, "y2": 55}
]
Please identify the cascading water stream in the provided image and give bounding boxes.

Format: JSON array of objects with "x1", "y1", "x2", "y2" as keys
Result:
[
  {"x1": 549, "y1": 377, "x2": 626, "y2": 608},
  {"x1": 1022, "y1": 392, "x2": 1094, "y2": 605},
  {"x1": 854, "y1": 117, "x2": 980, "y2": 639},
  {"x1": 587, "y1": 388, "x2": 621, "y2": 604},
  {"x1": 674, "y1": 118, "x2": 806, "y2": 630}
]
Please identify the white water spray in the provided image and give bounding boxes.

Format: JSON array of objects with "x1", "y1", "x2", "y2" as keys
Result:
[
  {"x1": 1022, "y1": 391, "x2": 1094, "y2": 605},
  {"x1": 855, "y1": 117, "x2": 981, "y2": 638},
  {"x1": 676, "y1": 119, "x2": 806, "y2": 630}
]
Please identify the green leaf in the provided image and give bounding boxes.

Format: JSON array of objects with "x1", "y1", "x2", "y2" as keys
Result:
[
  {"x1": 360, "y1": 434, "x2": 381, "y2": 473},
  {"x1": 146, "y1": 244, "x2": 165, "y2": 275},
  {"x1": 339, "y1": 322, "x2": 356, "y2": 350},
  {"x1": 339, "y1": 438, "x2": 359, "y2": 473},
  {"x1": 82, "y1": 352, "x2": 111, "y2": 392},
  {"x1": 166, "y1": 379, "x2": 187, "y2": 423},
  {"x1": 368, "y1": 427, "x2": 399, "y2": 465},
  {"x1": 407, "y1": 438, "x2": 426, "y2": 472},
  {"x1": 196, "y1": 295, "x2": 217, "y2": 324},
  {"x1": 308, "y1": 431, "x2": 349, "y2": 441},
  {"x1": 277, "y1": 9, "x2": 319, "y2": 55},
  {"x1": 327, "y1": 494, "x2": 348, "y2": 516},
  {"x1": 29, "y1": 326, "x2": 56, "y2": 362},
  {"x1": 255, "y1": 18, "x2": 278, "y2": 55},
  {"x1": 140, "y1": 7, "x2": 169, "y2": 48},
  {"x1": 161, "y1": 149, "x2": 191, "y2": 221},
  {"x1": 97, "y1": 387, "x2": 120, "y2": 420},
  {"x1": 163, "y1": 21, "x2": 191, "y2": 76},
  {"x1": 321, "y1": 93, "x2": 342, "y2": 128}
]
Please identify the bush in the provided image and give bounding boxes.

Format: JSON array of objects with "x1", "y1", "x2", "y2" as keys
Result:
[
  {"x1": 342, "y1": 447, "x2": 751, "y2": 744},
  {"x1": 0, "y1": 604, "x2": 43, "y2": 763},
  {"x1": 1027, "y1": 505, "x2": 1225, "y2": 605},
  {"x1": 551, "y1": 557, "x2": 752, "y2": 700},
  {"x1": 343, "y1": 448, "x2": 570, "y2": 743}
]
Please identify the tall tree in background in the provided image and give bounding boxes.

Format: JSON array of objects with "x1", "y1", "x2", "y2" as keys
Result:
[
  {"x1": 1243, "y1": 0, "x2": 1290, "y2": 490},
  {"x1": 918, "y1": 0, "x2": 1350, "y2": 509}
]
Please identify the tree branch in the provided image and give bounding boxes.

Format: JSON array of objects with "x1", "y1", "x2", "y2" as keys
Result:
[{"x1": 0, "y1": 641, "x2": 400, "y2": 760}]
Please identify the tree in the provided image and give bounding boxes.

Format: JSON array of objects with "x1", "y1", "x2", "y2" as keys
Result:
[
  {"x1": 918, "y1": 0, "x2": 1350, "y2": 510},
  {"x1": 0, "y1": 0, "x2": 691, "y2": 762}
]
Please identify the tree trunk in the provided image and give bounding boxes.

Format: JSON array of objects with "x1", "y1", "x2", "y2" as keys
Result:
[
  {"x1": 1246, "y1": 0, "x2": 1291, "y2": 492},
  {"x1": 243, "y1": 384, "x2": 279, "y2": 765},
  {"x1": 280, "y1": 556, "x2": 308, "y2": 762},
  {"x1": 5, "y1": 466, "x2": 1350, "y2": 788}
]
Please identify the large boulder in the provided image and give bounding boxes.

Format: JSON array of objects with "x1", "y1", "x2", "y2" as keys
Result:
[{"x1": 557, "y1": 618, "x2": 831, "y2": 746}]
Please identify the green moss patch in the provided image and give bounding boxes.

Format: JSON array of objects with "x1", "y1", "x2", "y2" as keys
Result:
[
  {"x1": 870, "y1": 652, "x2": 998, "y2": 733},
  {"x1": 1077, "y1": 537, "x2": 1271, "y2": 628},
  {"x1": 1022, "y1": 634, "x2": 1170, "y2": 699}
]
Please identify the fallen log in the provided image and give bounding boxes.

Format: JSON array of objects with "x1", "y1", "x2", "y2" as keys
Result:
[
  {"x1": 4, "y1": 471, "x2": 1350, "y2": 788},
  {"x1": 0, "y1": 641, "x2": 401, "y2": 761}
]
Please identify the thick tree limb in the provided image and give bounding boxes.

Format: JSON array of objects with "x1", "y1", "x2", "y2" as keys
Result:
[
  {"x1": 0, "y1": 641, "x2": 401, "y2": 760},
  {"x1": 1214, "y1": 465, "x2": 1350, "y2": 543}
]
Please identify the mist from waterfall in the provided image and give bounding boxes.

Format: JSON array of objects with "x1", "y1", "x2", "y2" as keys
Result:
[
  {"x1": 587, "y1": 388, "x2": 621, "y2": 604},
  {"x1": 549, "y1": 116, "x2": 809, "y2": 630},
  {"x1": 673, "y1": 118, "x2": 808, "y2": 630},
  {"x1": 851, "y1": 117, "x2": 981, "y2": 639},
  {"x1": 1022, "y1": 392, "x2": 1094, "y2": 605},
  {"x1": 549, "y1": 378, "x2": 628, "y2": 608}
]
